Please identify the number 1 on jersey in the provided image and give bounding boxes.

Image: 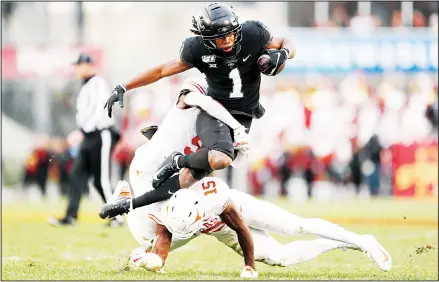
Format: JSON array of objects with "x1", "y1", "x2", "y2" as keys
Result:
[{"x1": 229, "y1": 68, "x2": 244, "y2": 98}]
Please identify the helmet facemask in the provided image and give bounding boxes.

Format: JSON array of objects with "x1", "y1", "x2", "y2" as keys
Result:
[{"x1": 191, "y1": 13, "x2": 243, "y2": 60}]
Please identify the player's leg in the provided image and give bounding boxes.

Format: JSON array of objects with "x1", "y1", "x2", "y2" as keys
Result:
[
  {"x1": 65, "y1": 148, "x2": 91, "y2": 220},
  {"x1": 231, "y1": 190, "x2": 392, "y2": 270},
  {"x1": 188, "y1": 111, "x2": 253, "y2": 170},
  {"x1": 150, "y1": 111, "x2": 251, "y2": 191},
  {"x1": 212, "y1": 227, "x2": 353, "y2": 267},
  {"x1": 250, "y1": 229, "x2": 356, "y2": 267},
  {"x1": 232, "y1": 190, "x2": 367, "y2": 250},
  {"x1": 90, "y1": 130, "x2": 114, "y2": 203}
]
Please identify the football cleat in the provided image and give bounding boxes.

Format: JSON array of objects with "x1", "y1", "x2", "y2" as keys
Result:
[
  {"x1": 99, "y1": 197, "x2": 132, "y2": 219},
  {"x1": 151, "y1": 151, "x2": 182, "y2": 188}
]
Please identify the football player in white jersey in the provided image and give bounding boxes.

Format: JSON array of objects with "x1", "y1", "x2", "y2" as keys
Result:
[
  {"x1": 99, "y1": 77, "x2": 250, "y2": 219},
  {"x1": 111, "y1": 177, "x2": 391, "y2": 278},
  {"x1": 100, "y1": 77, "x2": 258, "y2": 277}
]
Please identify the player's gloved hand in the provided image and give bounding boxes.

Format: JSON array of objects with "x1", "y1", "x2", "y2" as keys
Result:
[
  {"x1": 233, "y1": 125, "x2": 251, "y2": 153},
  {"x1": 259, "y1": 48, "x2": 289, "y2": 76},
  {"x1": 130, "y1": 248, "x2": 164, "y2": 272},
  {"x1": 240, "y1": 266, "x2": 258, "y2": 279},
  {"x1": 231, "y1": 150, "x2": 248, "y2": 168},
  {"x1": 99, "y1": 197, "x2": 132, "y2": 219},
  {"x1": 104, "y1": 84, "x2": 127, "y2": 118}
]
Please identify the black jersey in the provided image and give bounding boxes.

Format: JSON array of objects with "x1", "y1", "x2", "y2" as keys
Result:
[{"x1": 180, "y1": 20, "x2": 272, "y2": 119}]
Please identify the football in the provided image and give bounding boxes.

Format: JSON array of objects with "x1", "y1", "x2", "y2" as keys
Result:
[
  {"x1": 143, "y1": 252, "x2": 164, "y2": 272},
  {"x1": 257, "y1": 52, "x2": 286, "y2": 75}
]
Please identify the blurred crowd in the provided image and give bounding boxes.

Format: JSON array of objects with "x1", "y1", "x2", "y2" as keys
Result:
[
  {"x1": 314, "y1": 2, "x2": 438, "y2": 33},
  {"x1": 248, "y1": 73, "x2": 438, "y2": 198},
  {"x1": 20, "y1": 72, "x2": 438, "y2": 200}
]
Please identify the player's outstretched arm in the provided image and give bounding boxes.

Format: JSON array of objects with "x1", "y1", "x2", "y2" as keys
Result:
[
  {"x1": 104, "y1": 58, "x2": 192, "y2": 118},
  {"x1": 125, "y1": 58, "x2": 192, "y2": 91},
  {"x1": 183, "y1": 92, "x2": 242, "y2": 130},
  {"x1": 152, "y1": 223, "x2": 173, "y2": 266},
  {"x1": 220, "y1": 202, "x2": 256, "y2": 270}
]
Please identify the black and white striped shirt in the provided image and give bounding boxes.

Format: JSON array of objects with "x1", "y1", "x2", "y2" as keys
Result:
[{"x1": 76, "y1": 75, "x2": 114, "y2": 133}]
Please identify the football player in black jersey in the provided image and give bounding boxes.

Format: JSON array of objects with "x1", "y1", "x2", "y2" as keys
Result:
[{"x1": 101, "y1": 2, "x2": 295, "y2": 218}]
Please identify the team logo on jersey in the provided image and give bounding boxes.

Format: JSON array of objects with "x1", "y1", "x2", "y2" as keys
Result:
[
  {"x1": 209, "y1": 64, "x2": 217, "y2": 68},
  {"x1": 202, "y1": 55, "x2": 216, "y2": 63}
]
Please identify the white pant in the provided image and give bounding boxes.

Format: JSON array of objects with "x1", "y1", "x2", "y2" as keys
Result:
[
  {"x1": 126, "y1": 156, "x2": 192, "y2": 251},
  {"x1": 208, "y1": 190, "x2": 360, "y2": 267},
  {"x1": 126, "y1": 177, "x2": 361, "y2": 267}
]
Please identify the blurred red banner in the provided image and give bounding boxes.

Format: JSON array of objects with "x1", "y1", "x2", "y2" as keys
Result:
[
  {"x1": 2, "y1": 46, "x2": 103, "y2": 79},
  {"x1": 390, "y1": 140, "x2": 438, "y2": 197}
]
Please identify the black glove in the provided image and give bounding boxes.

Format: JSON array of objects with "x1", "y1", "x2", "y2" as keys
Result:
[
  {"x1": 104, "y1": 84, "x2": 127, "y2": 118},
  {"x1": 259, "y1": 48, "x2": 290, "y2": 76},
  {"x1": 99, "y1": 197, "x2": 132, "y2": 219}
]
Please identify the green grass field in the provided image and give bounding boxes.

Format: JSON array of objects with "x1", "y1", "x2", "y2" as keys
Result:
[{"x1": 2, "y1": 196, "x2": 438, "y2": 280}]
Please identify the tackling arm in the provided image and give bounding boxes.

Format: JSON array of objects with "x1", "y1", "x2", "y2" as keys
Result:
[
  {"x1": 125, "y1": 58, "x2": 192, "y2": 91},
  {"x1": 183, "y1": 92, "x2": 242, "y2": 130},
  {"x1": 220, "y1": 202, "x2": 256, "y2": 269},
  {"x1": 152, "y1": 223, "x2": 173, "y2": 265}
]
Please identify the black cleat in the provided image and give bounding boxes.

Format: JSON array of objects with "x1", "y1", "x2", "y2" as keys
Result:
[
  {"x1": 99, "y1": 197, "x2": 132, "y2": 219},
  {"x1": 151, "y1": 151, "x2": 182, "y2": 188}
]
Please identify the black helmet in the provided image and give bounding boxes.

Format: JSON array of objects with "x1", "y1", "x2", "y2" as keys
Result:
[{"x1": 190, "y1": 2, "x2": 242, "y2": 59}]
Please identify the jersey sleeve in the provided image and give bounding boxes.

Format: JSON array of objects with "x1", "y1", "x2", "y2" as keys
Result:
[
  {"x1": 179, "y1": 37, "x2": 196, "y2": 67},
  {"x1": 253, "y1": 20, "x2": 273, "y2": 49}
]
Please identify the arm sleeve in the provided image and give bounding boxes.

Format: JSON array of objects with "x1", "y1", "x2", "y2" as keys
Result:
[
  {"x1": 179, "y1": 38, "x2": 196, "y2": 67},
  {"x1": 184, "y1": 92, "x2": 241, "y2": 130}
]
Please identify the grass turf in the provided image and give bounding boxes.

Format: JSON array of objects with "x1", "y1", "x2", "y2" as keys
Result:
[{"x1": 1, "y1": 196, "x2": 438, "y2": 280}]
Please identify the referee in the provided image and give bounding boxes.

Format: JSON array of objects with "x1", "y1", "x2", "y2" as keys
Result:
[{"x1": 50, "y1": 53, "x2": 121, "y2": 227}]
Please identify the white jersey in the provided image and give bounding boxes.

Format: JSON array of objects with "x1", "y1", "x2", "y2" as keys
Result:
[
  {"x1": 149, "y1": 177, "x2": 232, "y2": 235},
  {"x1": 129, "y1": 78, "x2": 208, "y2": 193}
]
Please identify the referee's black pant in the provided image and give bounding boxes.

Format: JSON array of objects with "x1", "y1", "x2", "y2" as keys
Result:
[{"x1": 65, "y1": 128, "x2": 120, "y2": 219}]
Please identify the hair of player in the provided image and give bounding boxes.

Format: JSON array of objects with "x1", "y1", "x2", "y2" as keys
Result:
[{"x1": 190, "y1": 16, "x2": 201, "y2": 35}]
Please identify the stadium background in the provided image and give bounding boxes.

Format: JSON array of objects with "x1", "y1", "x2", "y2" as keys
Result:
[
  {"x1": 1, "y1": 2, "x2": 438, "y2": 280},
  {"x1": 2, "y1": 1, "x2": 437, "y2": 201}
]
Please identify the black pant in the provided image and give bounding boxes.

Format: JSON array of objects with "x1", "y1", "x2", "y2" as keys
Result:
[
  {"x1": 196, "y1": 110, "x2": 253, "y2": 159},
  {"x1": 66, "y1": 128, "x2": 119, "y2": 219}
]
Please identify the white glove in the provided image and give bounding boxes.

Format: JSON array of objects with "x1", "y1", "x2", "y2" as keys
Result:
[
  {"x1": 240, "y1": 266, "x2": 258, "y2": 279},
  {"x1": 130, "y1": 248, "x2": 163, "y2": 272},
  {"x1": 231, "y1": 150, "x2": 248, "y2": 168},
  {"x1": 233, "y1": 125, "x2": 251, "y2": 153}
]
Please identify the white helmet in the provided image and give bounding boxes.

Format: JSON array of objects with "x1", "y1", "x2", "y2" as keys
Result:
[{"x1": 164, "y1": 189, "x2": 205, "y2": 240}]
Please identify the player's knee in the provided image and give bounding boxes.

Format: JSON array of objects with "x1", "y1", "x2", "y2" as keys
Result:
[{"x1": 208, "y1": 150, "x2": 233, "y2": 170}]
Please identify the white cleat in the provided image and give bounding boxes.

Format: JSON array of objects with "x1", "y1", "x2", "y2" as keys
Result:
[
  {"x1": 362, "y1": 235, "x2": 392, "y2": 271},
  {"x1": 110, "y1": 180, "x2": 132, "y2": 202},
  {"x1": 240, "y1": 266, "x2": 258, "y2": 279}
]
